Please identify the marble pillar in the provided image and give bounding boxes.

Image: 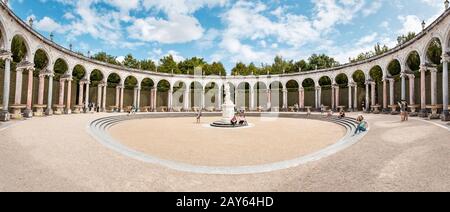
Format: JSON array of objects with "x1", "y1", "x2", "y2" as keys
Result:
[
  {"x1": 102, "y1": 84, "x2": 107, "y2": 112},
  {"x1": 250, "y1": 89, "x2": 255, "y2": 111},
  {"x1": 282, "y1": 89, "x2": 288, "y2": 110},
  {"x1": 419, "y1": 66, "x2": 427, "y2": 117},
  {"x1": 348, "y1": 84, "x2": 353, "y2": 111},
  {"x1": 115, "y1": 86, "x2": 120, "y2": 109},
  {"x1": 331, "y1": 85, "x2": 335, "y2": 110},
  {"x1": 45, "y1": 74, "x2": 54, "y2": 115},
  {"x1": 136, "y1": 87, "x2": 141, "y2": 111},
  {"x1": 24, "y1": 68, "x2": 34, "y2": 118},
  {"x1": 442, "y1": 55, "x2": 449, "y2": 121},
  {"x1": 354, "y1": 85, "x2": 358, "y2": 111},
  {"x1": 0, "y1": 57, "x2": 11, "y2": 121},
  {"x1": 84, "y1": 82, "x2": 90, "y2": 111},
  {"x1": 14, "y1": 68, "x2": 24, "y2": 106},
  {"x1": 408, "y1": 74, "x2": 415, "y2": 105},
  {"x1": 430, "y1": 69, "x2": 437, "y2": 106},
  {"x1": 119, "y1": 86, "x2": 124, "y2": 112},
  {"x1": 78, "y1": 82, "x2": 84, "y2": 107},
  {"x1": 335, "y1": 85, "x2": 340, "y2": 109},
  {"x1": 401, "y1": 72, "x2": 406, "y2": 101},
  {"x1": 66, "y1": 79, "x2": 72, "y2": 114},
  {"x1": 365, "y1": 82, "x2": 370, "y2": 111},
  {"x1": 97, "y1": 85, "x2": 102, "y2": 111},
  {"x1": 184, "y1": 88, "x2": 190, "y2": 111},
  {"x1": 371, "y1": 81, "x2": 376, "y2": 106},
  {"x1": 383, "y1": 79, "x2": 388, "y2": 111}
]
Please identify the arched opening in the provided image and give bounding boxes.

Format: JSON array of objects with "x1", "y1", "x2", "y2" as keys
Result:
[
  {"x1": 10, "y1": 35, "x2": 29, "y2": 106},
  {"x1": 387, "y1": 59, "x2": 401, "y2": 103},
  {"x1": 172, "y1": 81, "x2": 186, "y2": 110},
  {"x1": 90, "y1": 69, "x2": 104, "y2": 109},
  {"x1": 157, "y1": 80, "x2": 170, "y2": 109},
  {"x1": 269, "y1": 81, "x2": 283, "y2": 110},
  {"x1": 205, "y1": 82, "x2": 218, "y2": 110},
  {"x1": 140, "y1": 78, "x2": 154, "y2": 109},
  {"x1": 319, "y1": 76, "x2": 332, "y2": 107},
  {"x1": 237, "y1": 82, "x2": 250, "y2": 110},
  {"x1": 406, "y1": 51, "x2": 421, "y2": 106},
  {"x1": 286, "y1": 80, "x2": 299, "y2": 108},
  {"x1": 425, "y1": 38, "x2": 443, "y2": 106},
  {"x1": 335, "y1": 73, "x2": 349, "y2": 107},
  {"x1": 11, "y1": 35, "x2": 29, "y2": 63},
  {"x1": 52, "y1": 58, "x2": 68, "y2": 109},
  {"x1": 352, "y1": 70, "x2": 366, "y2": 110},
  {"x1": 33, "y1": 49, "x2": 50, "y2": 105},
  {"x1": 124, "y1": 76, "x2": 138, "y2": 108},
  {"x1": 369, "y1": 66, "x2": 383, "y2": 106},
  {"x1": 72, "y1": 65, "x2": 86, "y2": 106},
  {"x1": 254, "y1": 82, "x2": 267, "y2": 110},
  {"x1": 302, "y1": 78, "x2": 315, "y2": 108},
  {"x1": 190, "y1": 81, "x2": 203, "y2": 108},
  {"x1": 106, "y1": 73, "x2": 121, "y2": 108}
]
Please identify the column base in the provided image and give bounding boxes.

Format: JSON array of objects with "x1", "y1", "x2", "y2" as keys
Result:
[
  {"x1": 45, "y1": 108, "x2": 53, "y2": 116},
  {"x1": 429, "y1": 113, "x2": 440, "y2": 120},
  {"x1": 33, "y1": 105, "x2": 46, "y2": 117},
  {"x1": 418, "y1": 109, "x2": 428, "y2": 118},
  {"x1": 0, "y1": 110, "x2": 10, "y2": 122},
  {"x1": 441, "y1": 110, "x2": 450, "y2": 121},
  {"x1": 54, "y1": 105, "x2": 65, "y2": 115},
  {"x1": 23, "y1": 109, "x2": 33, "y2": 118},
  {"x1": 65, "y1": 108, "x2": 72, "y2": 114}
]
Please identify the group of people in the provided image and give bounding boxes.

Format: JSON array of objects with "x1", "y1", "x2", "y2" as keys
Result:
[
  {"x1": 127, "y1": 105, "x2": 138, "y2": 116},
  {"x1": 86, "y1": 102, "x2": 100, "y2": 113},
  {"x1": 231, "y1": 111, "x2": 248, "y2": 127}
]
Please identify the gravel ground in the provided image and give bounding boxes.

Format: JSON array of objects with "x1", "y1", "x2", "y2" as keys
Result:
[{"x1": 0, "y1": 113, "x2": 449, "y2": 192}]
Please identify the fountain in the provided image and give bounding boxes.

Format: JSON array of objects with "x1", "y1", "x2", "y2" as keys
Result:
[{"x1": 210, "y1": 83, "x2": 242, "y2": 128}]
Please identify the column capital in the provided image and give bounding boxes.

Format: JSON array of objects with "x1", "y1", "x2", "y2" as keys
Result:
[
  {"x1": 315, "y1": 86, "x2": 322, "y2": 90},
  {"x1": 429, "y1": 67, "x2": 438, "y2": 73},
  {"x1": 0, "y1": 49, "x2": 12, "y2": 61},
  {"x1": 441, "y1": 53, "x2": 450, "y2": 63},
  {"x1": 407, "y1": 74, "x2": 416, "y2": 79},
  {"x1": 16, "y1": 60, "x2": 34, "y2": 71}
]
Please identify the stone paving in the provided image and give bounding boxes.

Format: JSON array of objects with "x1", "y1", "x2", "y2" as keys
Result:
[{"x1": 0, "y1": 112, "x2": 449, "y2": 191}]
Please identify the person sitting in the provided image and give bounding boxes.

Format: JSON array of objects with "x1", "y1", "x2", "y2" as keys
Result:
[
  {"x1": 239, "y1": 114, "x2": 247, "y2": 126},
  {"x1": 231, "y1": 115, "x2": 238, "y2": 126},
  {"x1": 339, "y1": 111, "x2": 346, "y2": 119},
  {"x1": 327, "y1": 109, "x2": 333, "y2": 117},
  {"x1": 354, "y1": 115, "x2": 368, "y2": 135}
]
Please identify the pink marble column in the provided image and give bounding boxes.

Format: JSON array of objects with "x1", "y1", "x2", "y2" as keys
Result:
[
  {"x1": 348, "y1": 84, "x2": 352, "y2": 111},
  {"x1": 102, "y1": 84, "x2": 107, "y2": 112},
  {"x1": 97, "y1": 84, "x2": 102, "y2": 110},
  {"x1": 14, "y1": 68, "x2": 24, "y2": 105},
  {"x1": 58, "y1": 79, "x2": 65, "y2": 106},
  {"x1": 331, "y1": 85, "x2": 335, "y2": 110},
  {"x1": 37, "y1": 75, "x2": 45, "y2": 105},
  {"x1": 66, "y1": 79, "x2": 72, "y2": 114},
  {"x1": 420, "y1": 66, "x2": 426, "y2": 111},
  {"x1": 335, "y1": 85, "x2": 340, "y2": 108},
  {"x1": 408, "y1": 74, "x2": 415, "y2": 105},
  {"x1": 115, "y1": 86, "x2": 120, "y2": 108},
  {"x1": 267, "y1": 89, "x2": 271, "y2": 109},
  {"x1": 24, "y1": 68, "x2": 34, "y2": 117},
  {"x1": 383, "y1": 79, "x2": 387, "y2": 110},
  {"x1": 119, "y1": 86, "x2": 124, "y2": 112},
  {"x1": 78, "y1": 82, "x2": 84, "y2": 106},
  {"x1": 371, "y1": 81, "x2": 376, "y2": 106}
]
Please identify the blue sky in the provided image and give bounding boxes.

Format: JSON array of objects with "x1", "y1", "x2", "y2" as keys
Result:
[{"x1": 7, "y1": 0, "x2": 445, "y2": 71}]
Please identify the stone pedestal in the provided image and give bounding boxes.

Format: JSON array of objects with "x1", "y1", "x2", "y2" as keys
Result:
[
  {"x1": 73, "y1": 105, "x2": 83, "y2": 114},
  {"x1": 54, "y1": 105, "x2": 65, "y2": 115},
  {"x1": 418, "y1": 109, "x2": 428, "y2": 118},
  {"x1": 65, "y1": 108, "x2": 72, "y2": 115},
  {"x1": 10, "y1": 105, "x2": 26, "y2": 119},
  {"x1": 23, "y1": 108, "x2": 33, "y2": 118},
  {"x1": 45, "y1": 108, "x2": 53, "y2": 116},
  {"x1": 0, "y1": 110, "x2": 10, "y2": 122},
  {"x1": 442, "y1": 110, "x2": 450, "y2": 121},
  {"x1": 33, "y1": 105, "x2": 46, "y2": 117}
]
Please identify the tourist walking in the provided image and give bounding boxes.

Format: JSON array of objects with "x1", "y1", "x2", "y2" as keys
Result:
[
  {"x1": 354, "y1": 115, "x2": 368, "y2": 135},
  {"x1": 196, "y1": 110, "x2": 202, "y2": 124}
]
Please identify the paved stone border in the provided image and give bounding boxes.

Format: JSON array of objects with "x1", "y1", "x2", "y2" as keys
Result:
[{"x1": 87, "y1": 112, "x2": 368, "y2": 175}]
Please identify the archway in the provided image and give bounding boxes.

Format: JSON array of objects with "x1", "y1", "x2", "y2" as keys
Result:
[
  {"x1": 302, "y1": 78, "x2": 315, "y2": 108},
  {"x1": 172, "y1": 81, "x2": 186, "y2": 110},
  {"x1": 205, "y1": 82, "x2": 218, "y2": 110},
  {"x1": 286, "y1": 80, "x2": 299, "y2": 107},
  {"x1": 425, "y1": 38, "x2": 443, "y2": 106},
  {"x1": 190, "y1": 81, "x2": 202, "y2": 108},
  {"x1": 124, "y1": 75, "x2": 138, "y2": 108},
  {"x1": 352, "y1": 70, "x2": 366, "y2": 110},
  {"x1": 335, "y1": 73, "x2": 349, "y2": 107},
  {"x1": 33, "y1": 49, "x2": 50, "y2": 105},
  {"x1": 106, "y1": 73, "x2": 121, "y2": 108},
  {"x1": 90, "y1": 69, "x2": 104, "y2": 109},
  {"x1": 140, "y1": 78, "x2": 155, "y2": 109},
  {"x1": 369, "y1": 66, "x2": 383, "y2": 106},
  {"x1": 387, "y1": 59, "x2": 401, "y2": 103},
  {"x1": 157, "y1": 80, "x2": 170, "y2": 109},
  {"x1": 406, "y1": 51, "x2": 421, "y2": 106},
  {"x1": 319, "y1": 76, "x2": 332, "y2": 107},
  {"x1": 237, "y1": 82, "x2": 250, "y2": 110},
  {"x1": 72, "y1": 65, "x2": 86, "y2": 106},
  {"x1": 269, "y1": 81, "x2": 283, "y2": 110},
  {"x1": 254, "y1": 81, "x2": 267, "y2": 110}
]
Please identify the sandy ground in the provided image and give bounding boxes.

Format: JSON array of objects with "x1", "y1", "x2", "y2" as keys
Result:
[
  {"x1": 109, "y1": 117, "x2": 345, "y2": 166},
  {"x1": 0, "y1": 112, "x2": 449, "y2": 191}
]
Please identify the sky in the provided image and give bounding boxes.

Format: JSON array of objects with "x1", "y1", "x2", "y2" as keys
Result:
[{"x1": 6, "y1": 0, "x2": 446, "y2": 72}]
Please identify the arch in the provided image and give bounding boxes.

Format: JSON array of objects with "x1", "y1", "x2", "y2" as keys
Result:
[
  {"x1": 335, "y1": 73, "x2": 349, "y2": 85},
  {"x1": 254, "y1": 81, "x2": 268, "y2": 109},
  {"x1": 318, "y1": 76, "x2": 332, "y2": 87},
  {"x1": 286, "y1": 80, "x2": 299, "y2": 107},
  {"x1": 237, "y1": 81, "x2": 250, "y2": 109},
  {"x1": 34, "y1": 49, "x2": 50, "y2": 71},
  {"x1": 10, "y1": 34, "x2": 30, "y2": 62},
  {"x1": 190, "y1": 81, "x2": 203, "y2": 108},
  {"x1": 269, "y1": 81, "x2": 283, "y2": 109},
  {"x1": 387, "y1": 59, "x2": 401, "y2": 76},
  {"x1": 124, "y1": 75, "x2": 138, "y2": 89},
  {"x1": 406, "y1": 51, "x2": 421, "y2": 72},
  {"x1": 369, "y1": 65, "x2": 383, "y2": 83},
  {"x1": 205, "y1": 81, "x2": 219, "y2": 109},
  {"x1": 90, "y1": 69, "x2": 104, "y2": 85},
  {"x1": 352, "y1": 70, "x2": 366, "y2": 86},
  {"x1": 424, "y1": 37, "x2": 443, "y2": 65},
  {"x1": 0, "y1": 16, "x2": 8, "y2": 50},
  {"x1": 72, "y1": 64, "x2": 86, "y2": 80},
  {"x1": 53, "y1": 58, "x2": 68, "y2": 76}
]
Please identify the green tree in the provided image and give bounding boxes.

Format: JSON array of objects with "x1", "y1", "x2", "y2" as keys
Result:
[
  {"x1": 231, "y1": 62, "x2": 249, "y2": 76},
  {"x1": 140, "y1": 59, "x2": 156, "y2": 72},
  {"x1": 308, "y1": 54, "x2": 339, "y2": 70},
  {"x1": 158, "y1": 55, "x2": 179, "y2": 74},
  {"x1": 122, "y1": 54, "x2": 139, "y2": 69},
  {"x1": 397, "y1": 32, "x2": 416, "y2": 45},
  {"x1": 209, "y1": 62, "x2": 226, "y2": 76},
  {"x1": 178, "y1": 57, "x2": 206, "y2": 75},
  {"x1": 91, "y1": 52, "x2": 121, "y2": 65}
]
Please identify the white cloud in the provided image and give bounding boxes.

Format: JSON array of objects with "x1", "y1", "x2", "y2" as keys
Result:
[{"x1": 397, "y1": 15, "x2": 423, "y2": 34}]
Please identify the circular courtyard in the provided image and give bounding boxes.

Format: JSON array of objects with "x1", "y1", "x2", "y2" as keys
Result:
[{"x1": 108, "y1": 117, "x2": 346, "y2": 166}]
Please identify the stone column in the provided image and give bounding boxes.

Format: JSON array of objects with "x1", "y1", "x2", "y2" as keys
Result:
[
  {"x1": 84, "y1": 82, "x2": 90, "y2": 110},
  {"x1": 133, "y1": 87, "x2": 137, "y2": 107},
  {"x1": 45, "y1": 74, "x2": 54, "y2": 115},
  {"x1": 58, "y1": 79, "x2": 65, "y2": 106},
  {"x1": 183, "y1": 88, "x2": 190, "y2": 111},
  {"x1": 267, "y1": 89, "x2": 271, "y2": 110},
  {"x1": 24, "y1": 68, "x2": 34, "y2": 118},
  {"x1": 348, "y1": 84, "x2": 352, "y2": 111},
  {"x1": 97, "y1": 84, "x2": 102, "y2": 110},
  {"x1": 234, "y1": 88, "x2": 238, "y2": 107},
  {"x1": 14, "y1": 68, "x2": 24, "y2": 106},
  {"x1": 136, "y1": 87, "x2": 141, "y2": 111},
  {"x1": 216, "y1": 86, "x2": 222, "y2": 110},
  {"x1": 371, "y1": 81, "x2": 376, "y2": 106},
  {"x1": 365, "y1": 81, "x2": 370, "y2": 111},
  {"x1": 430, "y1": 68, "x2": 437, "y2": 106},
  {"x1": 318, "y1": 86, "x2": 322, "y2": 107},
  {"x1": 401, "y1": 72, "x2": 406, "y2": 101},
  {"x1": 37, "y1": 75, "x2": 45, "y2": 105},
  {"x1": 153, "y1": 88, "x2": 158, "y2": 111},
  {"x1": 119, "y1": 86, "x2": 124, "y2": 112},
  {"x1": 78, "y1": 82, "x2": 84, "y2": 106},
  {"x1": 354, "y1": 85, "x2": 358, "y2": 111},
  {"x1": 331, "y1": 85, "x2": 335, "y2": 110},
  {"x1": 383, "y1": 79, "x2": 388, "y2": 111},
  {"x1": 168, "y1": 88, "x2": 173, "y2": 111},
  {"x1": 115, "y1": 86, "x2": 120, "y2": 109},
  {"x1": 299, "y1": 87, "x2": 304, "y2": 109},
  {"x1": 250, "y1": 89, "x2": 255, "y2": 111},
  {"x1": 408, "y1": 74, "x2": 415, "y2": 105},
  {"x1": 314, "y1": 87, "x2": 319, "y2": 109},
  {"x1": 335, "y1": 85, "x2": 340, "y2": 109},
  {"x1": 389, "y1": 79, "x2": 395, "y2": 106},
  {"x1": 419, "y1": 66, "x2": 427, "y2": 116},
  {"x1": 282, "y1": 88, "x2": 288, "y2": 110},
  {"x1": 442, "y1": 55, "x2": 449, "y2": 121},
  {"x1": 66, "y1": 79, "x2": 72, "y2": 114},
  {"x1": 102, "y1": 84, "x2": 107, "y2": 112},
  {"x1": 201, "y1": 88, "x2": 205, "y2": 109},
  {"x1": 0, "y1": 56, "x2": 11, "y2": 121}
]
